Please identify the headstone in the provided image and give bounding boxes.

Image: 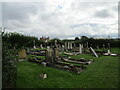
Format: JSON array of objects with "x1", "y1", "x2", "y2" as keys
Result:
[
  {"x1": 55, "y1": 40, "x2": 57, "y2": 47},
  {"x1": 68, "y1": 43, "x2": 70, "y2": 49},
  {"x1": 103, "y1": 44, "x2": 105, "y2": 50},
  {"x1": 107, "y1": 50, "x2": 111, "y2": 54},
  {"x1": 54, "y1": 48, "x2": 60, "y2": 59},
  {"x1": 18, "y1": 49, "x2": 27, "y2": 59},
  {"x1": 108, "y1": 43, "x2": 110, "y2": 49},
  {"x1": 45, "y1": 48, "x2": 53, "y2": 62},
  {"x1": 40, "y1": 44, "x2": 43, "y2": 48},
  {"x1": 33, "y1": 40, "x2": 36, "y2": 49},
  {"x1": 62, "y1": 45, "x2": 65, "y2": 51},
  {"x1": 47, "y1": 46, "x2": 50, "y2": 49},
  {"x1": 90, "y1": 47, "x2": 99, "y2": 57},
  {"x1": 70, "y1": 43, "x2": 72, "y2": 49},
  {"x1": 33, "y1": 46, "x2": 36, "y2": 49},
  {"x1": 79, "y1": 44, "x2": 82, "y2": 54},
  {"x1": 65, "y1": 43, "x2": 67, "y2": 51},
  {"x1": 87, "y1": 42, "x2": 89, "y2": 48},
  {"x1": 40, "y1": 73, "x2": 47, "y2": 79},
  {"x1": 97, "y1": 45, "x2": 99, "y2": 50},
  {"x1": 41, "y1": 62, "x2": 47, "y2": 67}
]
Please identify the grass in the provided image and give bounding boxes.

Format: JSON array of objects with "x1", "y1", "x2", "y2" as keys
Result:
[{"x1": 16, "y1": 48, "x2": 119, "y2": 88}]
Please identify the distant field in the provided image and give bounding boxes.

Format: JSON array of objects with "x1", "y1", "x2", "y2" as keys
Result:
[{"x1": 16, "y1": 48, "x2": 119, "y2": 88}]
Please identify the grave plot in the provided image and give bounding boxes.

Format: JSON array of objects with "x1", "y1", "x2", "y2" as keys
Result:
[
  {"x1": 27, "y1": 48, "x2": 46, "y2": 63},
  {"x1": 27, "y1": 48, "x2": 46, "y2": 56},
  {"x1": 42, "y1": 45, "x2": 94, "y2": 74}
]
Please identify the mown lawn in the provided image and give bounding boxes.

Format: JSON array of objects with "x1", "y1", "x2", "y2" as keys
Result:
[{"x1": 16, "y1": 48, "x2": 119, "y2": 88}]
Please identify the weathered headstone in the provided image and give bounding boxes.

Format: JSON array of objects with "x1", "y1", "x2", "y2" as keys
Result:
[
  {"x1": 68, "y1": 43, "x2": 70, "y2": 49},
  {"x1": 87, "y1": 42, "x2": 89, "y2": 48},
  {"x1": 18, "y1": 49, "x2": 27, "y2": 59},
  {"x1": 79, "y1": 44, "x2": 82, "y2": 54},
  {"x1": 103, "y1": 44, "x2": 105, "y2": 50},
  {"x1": 54, "y1": 48, "x2": 60, "y2": 59},
  {"x1": 40, "y1": 73, "x2": 47, "y2": 79},
  {"x1": 62, "y1": 45, "x2": 65, "y2": 51},
  {"x1": 107, "y1": 50, "x2": 111, "y2": 54},
  {"x1": 40, "y1": 44, "x2": 43, "y2": 49},
  {"x1": 33, "y1": 40, "x2": 36, "y2": 49},
  {"x1": 108, "y1": 43, "x2": 110, "y2": 49},
  {"x1": 70, "y1": 43, "x2": 72, "y2": 49},
  {"x1": 45, "y1": 48, "x2": 53, "y2": 62},
  {"x1": 90, "y1": 47, "x2": 99, "y2": 57},
  {"x1": 97, "y1": 45, "x2": 99, "y2": 50}
]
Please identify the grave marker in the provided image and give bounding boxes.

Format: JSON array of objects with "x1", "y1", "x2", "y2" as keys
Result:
[
  {"x1": 18, "y1": 49, "x2": 27, "y2": 59},
  {"x1": 90, "y1": 47, "x2": 99, "y2": 57},
  {"x1": 79, "y1": 44, "x2": 82, "y2": 54}
]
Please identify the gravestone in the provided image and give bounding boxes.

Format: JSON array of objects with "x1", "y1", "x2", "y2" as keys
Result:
[
  {"x1": 90, "y1": 47, "x2": 99, "y2": 57},
  {"x1": 107, "y1": 50, "x2": 111, "y2": 55},
  {"x1": 70, "y1": 43, "x2": 72, "y2": 49},
  {"x1": 54, "y1": 48, "x2": 60, "y2": 59},
  {"x1": 68, "y1": 43, "x2": 70, "y2": 49},
  {"x1": 65, "y1": 43, "x2": 67, "y2": 51},
  {"x1": 103, "y1": 44, "x2": 105, "y2": 50},
  {"x1": 40, "y1": 73, "x2": 47, "y2": 79},
  {"x1": 62, "y1": 45, "x2": 65, "y2": 51},
  {"x1": 18, "y1": 49, "x2": 27, "y2": 59},
  {"x1": 45, "y1": 48, "x2": 53, "y2": 62},
  {"x1": 97, "y1": 45, "x2": 99, "y2": 50},
  {"x1": 40, "y1": 44, "x2": 43, "y2": 49},
  {"x1": 79, "y1": 44, "x2": 82, "y2": 54},
  {"x1": 108, "y1": 43, "x2": 110, "y2": 49},
  {"x1": 33, "y1": 40, "x2": 36, "y2": 49},
  {"x1": 87, "y1": 42, "x2": 89, "y2": 48}
]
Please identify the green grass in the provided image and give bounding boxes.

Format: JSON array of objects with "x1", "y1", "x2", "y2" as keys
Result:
[
  {"x1": 16, "y1": 48, "x2": 119, "y2": 88},
  {"x1": 27, "y1": 55, "x2": 45, "y2": 60}
]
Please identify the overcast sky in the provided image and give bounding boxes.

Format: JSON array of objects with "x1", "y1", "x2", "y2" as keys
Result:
[{"x1": 2, "y1": 0, "x2": 118, "y2": 39}]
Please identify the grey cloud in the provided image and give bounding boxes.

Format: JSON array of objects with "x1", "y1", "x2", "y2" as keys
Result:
[
  {"x1": 2, "y1": 2, "x2": 118, "y2": 39},
  {"x1": 94, "y1": 9, "x2": 113, "y2": 18},
  {"x1": 3, "y1": 2, "x2": 38, "y2": 23}
]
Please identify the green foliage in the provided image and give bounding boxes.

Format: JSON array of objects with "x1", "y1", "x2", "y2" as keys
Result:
[
  {"x1": 2, "y1": 32, "x2": 44, "y2": 49},
  {"x1": 75, "y1": 37, "x2": 79, "y2": 41},
  {"x1": 2, "y1": 48, "x2": 18, "y2": 88}
]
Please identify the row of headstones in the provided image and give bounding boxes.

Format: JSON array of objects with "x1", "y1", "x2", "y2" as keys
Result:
[{"x1": 37, "y1": 43, "x2": 110, "y2": 50}]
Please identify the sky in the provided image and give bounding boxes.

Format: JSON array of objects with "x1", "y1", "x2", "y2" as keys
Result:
[{"x1": 1, "y1": 0, "x2": 119, "y2": 39}]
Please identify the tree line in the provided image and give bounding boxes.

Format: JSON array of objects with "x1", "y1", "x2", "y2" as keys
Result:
[{"x1": 2, "y1": 32, "x2": 119, "y2": 49}]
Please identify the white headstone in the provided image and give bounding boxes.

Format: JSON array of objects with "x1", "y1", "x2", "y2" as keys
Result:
[
  {"x1": 90, "y1": 47, "x2": 99, "y2": 57},
  {"x1": 33, "y1": 46, "x2": 36, "y2": 49},
  {"x1": 79, "y1": 44, "x2": 82, "y2": 54},
  {"x1": 40, "y1": 44, "x2": 43, "y2": 48},
  {"x1": 107, "y1": 50, "x2": 111, "y2": 54}
]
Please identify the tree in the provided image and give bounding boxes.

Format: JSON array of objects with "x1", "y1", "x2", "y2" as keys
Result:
[{"x1": 75, "y1": 37, "x2": 79, "y2": 41}]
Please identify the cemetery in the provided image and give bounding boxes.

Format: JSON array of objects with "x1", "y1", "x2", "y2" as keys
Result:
[{"x1": 2, "y1": 32, "x2": 119, "y2": 88}]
